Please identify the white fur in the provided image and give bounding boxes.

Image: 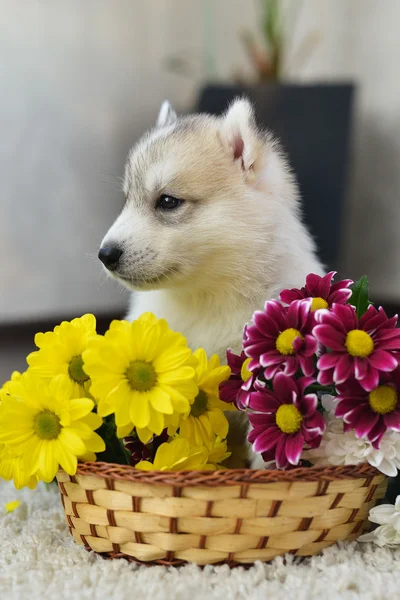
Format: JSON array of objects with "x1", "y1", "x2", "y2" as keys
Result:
[{"x1": 100, "y1": 98, "x2": 324, "y2": 466}]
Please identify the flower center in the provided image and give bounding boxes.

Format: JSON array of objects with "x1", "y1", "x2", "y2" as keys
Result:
[
  {"x1": 311, "y1": 297, "x2": 329, "y2": 312},
  {"x1": 125, "y1": 361, "x2": 157, "y2": 392},
  {"x1": 68, "y1": 355, "x2": 89, "y2": 384},
  {"x1": 369, "y1": 385, "x2": 398, "y2": 415},
  {"x1": 190, "y1": 390, "x2": 209, "y2": 417},
  {"x1": 345, "y1": 330, "x2": 374, "y2": 357},
  {"x1": 276, "y1": 404, "x2": 303, "y2": 434},
  {"x1": 276, "y1": 328, "x2": 303, "y2": 355},
  {"x1": 34, "y1": 410, "x2": 61, "y2": 440},
  {"x1": 240, "y1": 358, "x2": 252, "y2": 382}
]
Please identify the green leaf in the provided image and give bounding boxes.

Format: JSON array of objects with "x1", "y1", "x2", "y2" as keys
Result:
[{"x1": 349, "y1": 276, "x2": 370, "y2": 319}]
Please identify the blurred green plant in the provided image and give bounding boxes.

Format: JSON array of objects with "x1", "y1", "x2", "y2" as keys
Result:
[
  {"x1": 239, "y1": 0, "x2": 320, "y2": 82},
  {"x1": 164, "y1": 0, "x2": 320, "y2": 83}
]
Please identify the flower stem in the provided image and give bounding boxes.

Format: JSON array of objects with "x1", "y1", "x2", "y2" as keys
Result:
[
  {"x1": 305, "y1": 383, "x2": 336, "y2": 396},
  {"x1": 96, "y1": 415, "x2": 131, "y2": 465}
]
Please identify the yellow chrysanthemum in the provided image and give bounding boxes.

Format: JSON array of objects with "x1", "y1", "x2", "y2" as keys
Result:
[
  {"x1": 0, "y1": 444, "x2": 38, "y2": 489},
  {"x1": 207, "y1": 437, "x2": 231, "y2": 469},
  {"x1": 0, "y1": 373, "x2": 104, "y2": 483},
  {"x1": 26, "y1": 314, "x2": 98, "y2": 398},
  {"x1": 0, "y1": 371, "x2": 22, "y2": 402},
  {"x1": 177, "y1": 349, "x2": 232, "y2": 448},
  {"x1": 83, "y1": 313, "x2": 198, "y2": 443},
  {"x1": 136, "y1": 437, "x2": 215, "y2": 471}
]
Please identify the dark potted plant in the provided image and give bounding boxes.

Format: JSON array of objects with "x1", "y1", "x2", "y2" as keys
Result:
[{"x1": 167, "y1": 0, "x2": 354, "y2": 270}]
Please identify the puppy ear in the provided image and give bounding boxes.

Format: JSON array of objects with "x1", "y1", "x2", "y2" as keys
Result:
[
  {"x1": 156, "y1": 101, "x2": 177, "y2": 128},
  {"x1": 219, "y1": 98, "x2": 260, "y2": 174}
]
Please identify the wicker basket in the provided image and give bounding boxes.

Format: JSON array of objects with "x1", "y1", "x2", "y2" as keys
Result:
[{"x1": 56, "y1": 462, "x2": 387, "y2": 567}]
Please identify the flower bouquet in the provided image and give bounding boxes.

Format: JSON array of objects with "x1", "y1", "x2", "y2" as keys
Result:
[{"x1": 0, "y1": 273, "x2": 396, "y2": 565}]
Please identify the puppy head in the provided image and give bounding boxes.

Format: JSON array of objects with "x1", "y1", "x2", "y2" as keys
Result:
[{"x1": 99, "y1": 98, "x2": 286, "y2": 292}]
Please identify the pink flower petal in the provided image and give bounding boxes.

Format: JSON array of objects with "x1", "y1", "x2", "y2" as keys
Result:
[
  {"x1": 378, "y1": 337, "x2": 400, "y2": 352},
  {"x1": 318, "y1": 352, "x2": 342, "y2": 370},
  {"x1": 264, "y1": 364, "x2": 283, "y2": 380},
  {"x1": 248, "y1": 413, "x2": 276, "y2": 428},
  {"x1": 336, "y1": 378, "x2": 365, "y2": 397},
  {"x1": 253, "y1": 311, "x2": 280, "y2": 338},
  {"x1": 297, "y1": 393, "x2": 317, "y2": 417},
  {"x1": 264, "y1": 300, "x2": 287, "y2": 331},
  {"x1": 305, "y1": 273, "x2": 325, "y2": 296},
  {"x1": 245, "y1": 340, "x2": 276, "y2": 359},
  {"x1": 331, "y1": 303, "x2": 358, "y2": 331},
  {"x1": 342, "y1": 403, "x2": 369, "y2": 427},
  {"x1": 368, "y1": 419, "x2": 386, "y2": 448},
  {"x1": 359, "y1": 305, "x2": 384, "y2": 332},
  {"x1": 236, "y1": 389, "x2": 252, "y2": 410},
  {"x1": 260, "y1": 351, "x2": 285, "y2": 368},
  {"x1": 318, "y1": 368, "x2": 334, "y2": 386},
  {"x1": 272, "y1": 372, "x2": 297, "y2": 403},
  {"x1": 282, "y1": 356, "x2": 299, "y2": 377},
  {"x1": 285, "y1": 432, "x2": 305, "y2": 466},
  {"x1": 219, "y1": 380, "x2": 241, "y2": 403},
  {"x1": 313, "y1": 324, "x2": 346, "y2": 351},
  {"x1": 383, "y1": 409, "x2": 400, "y2": 431},
  {"x1": 317, "y1": 272, "x2": 335, "y2": 299},
  {"x1": 369, "y1": 349, "x2": 398, "y2": 372},
  {"x1": 299, "y1": 355, "x2": 316, "y2": 377},
  {"x1": 375, "y1": 328, "x2": 400, "y2": 342},
  {"x1": 353, "y1": 411, "x2": 379, "y2": 438},
  {"x1": 280, "y1": 289, "x2": 304, "y2": 304},
  {"x1": 359, "y1": 366, "x2": 379, "y2": 392},
  {"x1": 354, "y1": 357, "x2": 368, "y2": 381},
  {"x1": 330, "y1": 278, "x2": 353, "y2": 294},
  {"x1": 226, "y1": 350, "x2": 245, "y2": 374},
  {"x1": 335, "y1": 397, "x2": 363, "y2": 418},
  {"x1": 248, "y1": 391, "x2": 281, "y2": 413},
  {"x1": 329, "y1": 289, "x2": 353, "y2": 305},
  {"x1": 275, "y1": 436, "x2": 289, "y2": 469},
  {"x1": 299, "y1": 335, "x2": 318, "y2": 357},
  {"x1": 297, "y1": 377, "x2": 317, "y2": 395},
  {"x1": 305, "y1": 434, "x2": 324, "y2": 449},
  {"x1": 252, "y1": 426, "x2": 282, "y2": 454},
  {"x1": 333, "y1": 354, "x2": 354, "y2": 384},
  {"x1": 303, "y1": 411, "x2": 326, "y2": 436}
]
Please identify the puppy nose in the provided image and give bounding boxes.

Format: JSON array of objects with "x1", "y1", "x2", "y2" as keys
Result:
[{"x1": 98, "y1": 246, "x2": 123, "y2": 270}]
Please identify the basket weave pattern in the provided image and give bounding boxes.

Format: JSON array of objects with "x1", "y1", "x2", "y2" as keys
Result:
[{"x1": 57, "y1": 462, "x2": 387, "y2": 566}]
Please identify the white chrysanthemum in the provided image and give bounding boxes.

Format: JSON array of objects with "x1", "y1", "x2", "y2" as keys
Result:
[
  {"x1": 359, "y1": 496, "x2": 400, "y2": 547},
  {"x1": 305, "y1": 395, "x2": 400, "y2": 477}
]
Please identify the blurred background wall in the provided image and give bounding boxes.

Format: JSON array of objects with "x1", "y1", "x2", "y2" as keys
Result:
[{"x1": 1, "y1": 0, "x2": 400, "y2": 381}]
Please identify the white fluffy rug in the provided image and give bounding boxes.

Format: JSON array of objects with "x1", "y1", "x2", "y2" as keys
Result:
[{"x1": 0, "y1": 481, "x2": 399, "y2": 600}]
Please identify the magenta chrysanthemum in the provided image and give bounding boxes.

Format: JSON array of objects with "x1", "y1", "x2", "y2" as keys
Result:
[
  {"x1": 315, "y1": 304, "x2": 400, "y2": 391},
  {"x1": 280, "y1": 271, "x2": 353, "y2": 313},
  {"x1": 243, "y1": 299, "x2": 318, "y2": 379},
  {"x1": 219, "y1": 350, "x2": 260, "y2": 409},
  {"x1": 248, "y1": 374, "x2": 325, "y2": 468},
  {"x1": 335, "y1": 371, "x2": 400, "y2": 448}
]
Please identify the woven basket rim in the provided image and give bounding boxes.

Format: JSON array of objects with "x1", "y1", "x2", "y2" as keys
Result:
[{"x1": 71, "y1": 461, "x2": 380, "y2": 487}]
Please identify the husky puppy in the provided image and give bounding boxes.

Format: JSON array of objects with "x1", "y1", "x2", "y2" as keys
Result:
[{"x1": 98, "y1": 99, "x2": 323, "y2": 466}]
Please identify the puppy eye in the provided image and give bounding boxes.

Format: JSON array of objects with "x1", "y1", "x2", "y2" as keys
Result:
[{"x1": 156, "y1": 194, "x2": 184, "y2": 210}]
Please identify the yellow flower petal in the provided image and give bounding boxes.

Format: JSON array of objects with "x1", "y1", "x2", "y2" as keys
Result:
[
  {"x1": 208, "y1": 408, "x2": 229, "y2": 439},
  {"x1": 117, "y1": 423, "x2": 134, "y2": 438},
  {"x1": 129, "y1": 394, "x2": 150, "y2": 429},
  {"x1": 59, "y1": 429, "x2": 87, "y2": 456},
  {"x1": 135, "y1": 460, "x2": 153, "y2": 471},
  {"x1": 147, "y1": 387, "x2": 173, "y2": 415},
  {"x1": 38, "y1": 442, "x2": 59, "y2": 482},
  {"x1": 68, "y1": 398, "x2": 95, "y2": 421},
  {"x1": 5, "y1": 500, "x2": 21, "y2": 513},
  {"x1": 54, "y1": 441, "x2": 78, "y2": 476}
]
